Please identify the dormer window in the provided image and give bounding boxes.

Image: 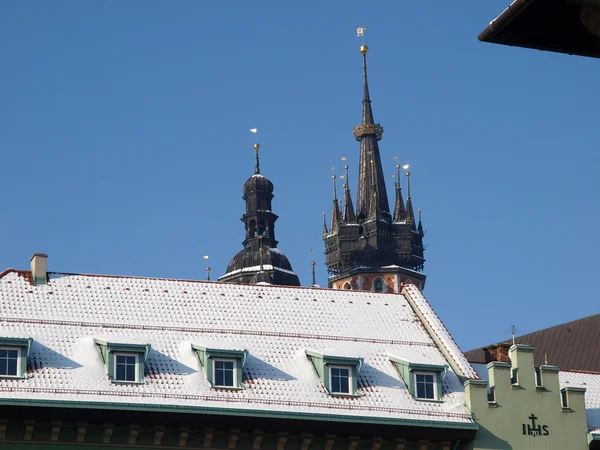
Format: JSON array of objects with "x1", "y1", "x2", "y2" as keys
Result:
[
  {"x1": 414, "y1": 372, "x2": 436, "y2": 400},
  {"x1": 389, "y1": 354, "x2": 446, "y2": 402},
  {"x1": 214, "y1": 359, "x2": 236, "y2": 387},
  {"x1": 330, "y1": 365, "x2": 351, "y2": 394},
  {"x1": 0, "y1": 349, "x2": 19, "y2": 377},
  {"x1": 192, "y1": 343, "x2": 247, "y2": 390},
  {"x1": 305, "y1": 349, "x2": 363, "y2": 397},
  {"x1": 0, "y1": 337, "x2": 32, "y2": 379},
  {"x1": 114, "y1": 353, "x2": 139, "y2": 382},
  {"x1": 94, "y1": 338, "x2": 150, "y2": 384}
]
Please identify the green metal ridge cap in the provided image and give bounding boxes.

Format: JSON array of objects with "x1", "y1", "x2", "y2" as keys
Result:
[{"x1": 0, "y1": 398, "x2": 478, "y2": 430}]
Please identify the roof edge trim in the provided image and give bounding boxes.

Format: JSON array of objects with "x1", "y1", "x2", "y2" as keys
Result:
[{"x1": 0, "y1": 399, "x2": 478, "y2": 430}]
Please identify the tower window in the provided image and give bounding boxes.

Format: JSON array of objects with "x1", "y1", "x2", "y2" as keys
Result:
[
  {"x1": 373, "y1": 278, "x2": 385, "y2": 292},
  {"x1": 249, "y1": 220, "x2": 257, "y2": 238},
  {"x1": 259, "y1": 219, "x2": 267, "y2": 237},
  {"x1": 343, "y1": 282, "x2": 352, "y2": 290}
]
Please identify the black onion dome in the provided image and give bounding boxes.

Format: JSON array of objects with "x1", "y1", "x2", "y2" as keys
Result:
[
  {"x1": 226, "y1": 245, "x2": 294, "y2": 274},
  {"x1": 243, "y1": 174, "x2": 274, "y2": 196}
]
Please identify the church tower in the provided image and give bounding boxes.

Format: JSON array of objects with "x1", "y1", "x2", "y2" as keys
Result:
[
  {"x1": 219, "y1": 142, "x2": 300, "y2": 286},
  {"x1": 323, "y1": 42, "x2": 426, "y2": 292}
]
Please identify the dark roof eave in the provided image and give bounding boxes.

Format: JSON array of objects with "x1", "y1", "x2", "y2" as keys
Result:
[{"x1": 478, "y1": 0, "x2": 535, "y2": 43}]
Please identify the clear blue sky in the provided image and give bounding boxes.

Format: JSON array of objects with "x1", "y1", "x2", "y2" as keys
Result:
[{"x1": 1, "y1": 1, "x2": 598, "y2": 352}]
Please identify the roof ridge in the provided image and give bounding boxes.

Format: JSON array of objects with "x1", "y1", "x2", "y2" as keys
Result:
[
  {"x1": 560, "y1": 369, "x2": 600, "y2": 375},
  {"x1": 0, "y1": 268, "x2": 16, "y2": 279}
]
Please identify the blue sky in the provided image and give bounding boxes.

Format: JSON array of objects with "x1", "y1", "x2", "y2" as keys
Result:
[{"x1": 1, "y1": 1, "x2": 598, "y2": 352}]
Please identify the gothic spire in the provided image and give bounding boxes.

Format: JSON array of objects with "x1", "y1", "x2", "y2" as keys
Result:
[
  {"x1": 330, "y1": 175, "x2": 341, "y2": 231},
  {"x1": 322, "y1": 212, "x2": 328, "y2": 237},
  {"x1": 353, "y1": 44, "x2": 390, "y2": 219},
  {"x1": 393, "y1": 164, "x2": 406, "y2": 221},
  {"x1": 405, "y1": 171, "x2": 416, "y2": 231},
  {"x1": 417, "y1": 208, "x2": 424, "y2": 237},
  {"x1": 343, "y1": 165, "x2": 356, "y2": 222}
]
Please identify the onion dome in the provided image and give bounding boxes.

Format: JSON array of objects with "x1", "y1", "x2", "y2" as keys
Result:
[{"x1": 243, "y1": 173, "x2": 274, "y2": 196}]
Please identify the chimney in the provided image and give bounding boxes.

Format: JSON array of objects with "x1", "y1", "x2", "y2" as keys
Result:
[
  {"x1": 30, "y1": 253, "x2": 48, "y2": 286},
  {"x1": 483, "y1": 343, "x2": 512, "y2": 364}
]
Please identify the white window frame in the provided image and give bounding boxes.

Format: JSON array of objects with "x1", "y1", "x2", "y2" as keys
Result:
[
  {"x1": 212, "y1": 358, "x2": 237, "y2": 388},
  {"x1": 413, "y1": 371, "x2": 437, "y2": 400},
  {"x1": 329, "y1": 364, "x2": 352, "y2": 395},
  {"x1": 0, "y1": 347, "x2": 21, "y2": 378},
  {"x1": 113, "y1": 352, "x2": 139, "y2": 382}
]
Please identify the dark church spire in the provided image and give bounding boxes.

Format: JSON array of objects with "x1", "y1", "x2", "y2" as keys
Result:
[
  {"x1": 405, "y1": 171, "x2": 416, "y2": 231},
  {"x1": 254, "y1": 142, "x2": 261, "y2": 174},
  {"x1": 322, "y1": 33, "x2": 426, "y2": 289},
  {"x1": 417, "y1": 208, "x2": 424, "y2": 237},
  {"x1": 343, "y1": 165, "x2": 356, "y2": 222},
  {"x1": 219, "y1": 138, "x2": 300, "y2": 286},
  {"x1": 353, "y1": 44, "x2": 390, "y2": 219},
  {"x1": 393, "y1": 164, "x2": 406, "y2": 221},
  {"x1": 330, "y1": 175, "x2": 341, "y2": 231}
]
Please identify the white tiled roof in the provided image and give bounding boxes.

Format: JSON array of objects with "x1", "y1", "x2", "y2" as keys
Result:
[
  {"x1": 402, "y1": 284, "x2": 478, "y2": 379},
  {"x1": 560, "y1": 371, "x2": 600, "y2": 431},
  {"x1": 0, "y1": 270, "x2": 474, "y2": 426}
]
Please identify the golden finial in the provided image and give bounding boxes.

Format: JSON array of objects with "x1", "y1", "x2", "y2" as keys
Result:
[
  {"x1": 360, "y1": 45, "x2": 368, "y2": 54},
  {"x1": 254, "y1": 143, "x2": 260, "y2": 150},
  {"x1": 342, "y1": 184, "x2": 347, "y2": 189}
]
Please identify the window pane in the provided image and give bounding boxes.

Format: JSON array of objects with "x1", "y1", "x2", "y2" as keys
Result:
[
  {"x1": 224, "y1": 368, "x2": 234, "y2": 386},
  {"x1": 116, "y1": 363, "x2": 126, "y2": 380},
  {"x1": 215, "y1": 361, "x2": 224, "y2": 370},
  {"x1": 126, "y1": 364, "x2": 136, "y2": 381},
  {"x1": 340, "y1": 374, "x2": 349, "y2": 393},
  {"x1": 223, "y1": 361, "x2": 234, "y2": 370},
  {"x1": 0, "y1": 350, "x2": 7, "y2": 358},
  {"x1": 126, "y1": 356, "x2": 136, "y2": 365},
  {"x1": 7, "y1": 350, "x2": 18, "y2": 359},
  {"x1": 416, "y1": 381, "x2": 426, "y2": 398},
  {"x1": 425, "y1": 381, "x2": 434, "y2": 399},
  {"x1": 215, "y1": 368, "x2": 224, "y2": 386},
  {"x1": 116, "y1": 355, "x2": 126, "y2": 365}
]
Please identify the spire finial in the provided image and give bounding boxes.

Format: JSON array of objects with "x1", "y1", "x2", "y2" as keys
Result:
[
  {"x1": 406, "y1": 171, "x2": 411, "y2": 199},
  {"x1": 311, "y1": 260, "x2": 316, "y2": 286},
  {"x1": 250, "y1": 128, "x2": 260, "y2": 174},
  {"x1": 345, "y1": 165, "x2": 350, "y2": 187},
  {"x1": 206, "y1": 266, "x2": 211, "y2": 281}
]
